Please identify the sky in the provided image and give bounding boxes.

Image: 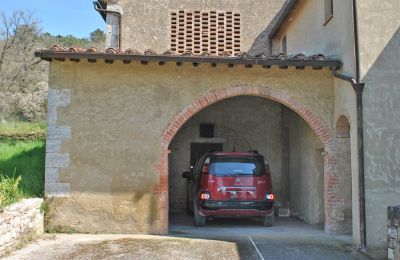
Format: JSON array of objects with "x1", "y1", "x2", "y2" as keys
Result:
[{"x1": 0, "y1": 0, "x2": 105, "y2": 38}]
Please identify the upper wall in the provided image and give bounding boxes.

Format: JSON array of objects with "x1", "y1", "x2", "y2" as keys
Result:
[
  {"x1": 271, "y1": 0, "x2": 356, "y2": 75},
  {"x1": 115, "y1": 0, "x2": 285, "y2": 53}
]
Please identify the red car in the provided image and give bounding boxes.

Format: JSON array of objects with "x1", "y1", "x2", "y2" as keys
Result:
[{"x1": 182, "y1": 151, "x2": 275, "y2": 227}]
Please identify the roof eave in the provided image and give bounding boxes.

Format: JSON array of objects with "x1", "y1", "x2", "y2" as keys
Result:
[{"x1": 34, "y1": 50, "x2": 342, "y2": 70}]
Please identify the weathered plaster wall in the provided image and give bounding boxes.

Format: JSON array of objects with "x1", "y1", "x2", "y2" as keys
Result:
[
  {"x1": 116, "y1": 0, "x2": 285, "y2": 52},
  {"x1": 45, "y1": 60, "x2": 334, "y2": 233},
  {"x1": 272, "y1": 0, "x2": 355, "y2": 74},
  {"x1": 358, "y1": 0, "x2": 400, "y2": 249},
  {"x1": 283, "y1": 107, "x2": 324, "y2": 224},
  {"x1": 270, "y1": 0, "x2": 359, "y2": 244},
  {"x1": 168, "y1": 97, "x2": 283, "y2": 213}
]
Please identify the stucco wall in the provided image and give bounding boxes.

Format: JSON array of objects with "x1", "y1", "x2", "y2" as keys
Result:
[
  {"x1": 168, "y1": 96, "x2": 283, "y2": 213},
  {"x1": 116, "y1": 0, "x2": 285, "y2": 52},
  {"x1": 269, "y1": 0, "x2": 360, "y2": 244},
  {"x1": 45, "y1": 60, "x2": 334, "y2": 233},
  {"x1": 272, "y1": 0, "x2": 355, "y2": 74},
  {"x1": 358, "y1": 0, "x2": 400, "y2": 249},
  {"x1": 283, "y1": 107, "x2": 324, "y2": 224}
]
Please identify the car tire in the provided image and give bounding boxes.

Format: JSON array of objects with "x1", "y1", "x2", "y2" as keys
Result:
[
  {"x1": 194, "y1": 202, "x2": 206, "y2": 227},
  {"x1": 262, "y1": 213, "x2": 274, "y2": 227}
]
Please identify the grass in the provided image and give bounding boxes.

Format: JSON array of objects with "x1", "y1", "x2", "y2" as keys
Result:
[
  {"x1": 0, "y1": 121, "x2": 46, "y2": 136},
  {"x1": 0, "y1": 171, "x2": 23, "y2": 208},
  {"x1": 0, "y1": 140, "x2": 45, "y2": 198}
]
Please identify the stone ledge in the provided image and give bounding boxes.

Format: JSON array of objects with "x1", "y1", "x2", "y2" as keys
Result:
[
  {"x1": 388, "y1": 205, "x2": 400, "y2": 260},
  {"x1": 0, "y1": 198, "x2": 44, "y2": 256}
]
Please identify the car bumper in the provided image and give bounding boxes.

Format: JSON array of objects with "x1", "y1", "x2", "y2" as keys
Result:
[{"x1": 199, "y1": 200, "x2": 274, "y2": 217}]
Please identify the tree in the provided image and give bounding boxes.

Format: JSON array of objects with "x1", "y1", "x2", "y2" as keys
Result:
[
  {"x1": 0, "y1": 11, "x2": 47, "y2": 121},
  {"x1": 0, "y1": 11, "x2": 44, "y2": 93},
  {"x1": 90, "y1": 28, "x2": 105, "y2": 45}
]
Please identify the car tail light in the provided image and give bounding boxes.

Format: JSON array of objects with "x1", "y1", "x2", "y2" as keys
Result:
[
  {"x1": 265, "y1": 193, "x2": 274, "y2": 201},
  {"x1": 199, "y1": 191, "x2": 211, "y2": 201}
]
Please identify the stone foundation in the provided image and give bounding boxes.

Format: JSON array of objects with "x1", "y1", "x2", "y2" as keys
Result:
[
  {"x1": 388, "y1": 205, "x2": 400, "y2": 260},
  {"x1": 0, "y1": 198, "x2": 44, "y2": 256}
]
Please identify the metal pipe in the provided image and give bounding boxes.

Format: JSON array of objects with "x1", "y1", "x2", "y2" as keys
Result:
[
  {"x1": 332, "y1": 69, "x2": 366, "y2": 252},
  {"x1": 93, "y1": 1, "x2": 122, "y2": 49},
  {"x1": 352, "y1": 0, "x2": 367, "y2": 252},
  {"x1": 353, "y1": 0, "x2": 361, "y2": 82}
]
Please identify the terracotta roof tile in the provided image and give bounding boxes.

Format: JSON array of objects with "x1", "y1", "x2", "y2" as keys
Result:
[{"x1": 35, "y1": 45, "x2": 341, "y2": 69}]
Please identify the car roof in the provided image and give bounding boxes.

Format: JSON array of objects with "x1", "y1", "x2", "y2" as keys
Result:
[{"x1": 211, "y1": 152, "x2": 260, "y2": 157}]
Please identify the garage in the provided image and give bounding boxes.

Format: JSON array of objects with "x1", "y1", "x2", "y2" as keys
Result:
[{"x1": 168, "y1": 95, "x2": 340, "y2": 229}]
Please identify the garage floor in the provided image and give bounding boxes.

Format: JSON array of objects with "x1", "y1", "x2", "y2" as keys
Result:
[
  {"x1": 169, "y1": 214, "x2": 370, "y2": 260},
  {"x1": 5, "y1": 216, "x2": 371, "y2": 260}
]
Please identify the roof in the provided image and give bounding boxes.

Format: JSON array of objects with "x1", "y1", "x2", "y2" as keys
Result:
[
  {"x1": 34, "y1": 45, "x2": 341, "y2": 70},
  {"x1": 248, "y1": 0, "x2": 300, "y2": 56},
  {"x1": 212, "y1": 152, "x2": 261, "y2": 157}
]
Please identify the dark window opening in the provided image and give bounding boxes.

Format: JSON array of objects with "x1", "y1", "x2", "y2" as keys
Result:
[{"x1": 200, "y1": 123, "x2": 214, "y2": 138}]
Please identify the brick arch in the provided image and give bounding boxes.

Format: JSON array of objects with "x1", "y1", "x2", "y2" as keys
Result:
[{"x1": 154, "y1": 86, "x2": 339, "y2": 234}]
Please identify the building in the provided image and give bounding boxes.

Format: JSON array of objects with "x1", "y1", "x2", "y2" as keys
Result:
[{"x1": 35, "y1": 0, "x2": 400, "y2": 251}]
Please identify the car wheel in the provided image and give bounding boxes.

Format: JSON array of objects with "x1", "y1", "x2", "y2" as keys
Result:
[
  {"x1": 194, "y1": 202, "x2": 206, "y2": 227},
  {"x1": 262, "y1": 213, "x2": 274, "y2": 227}
]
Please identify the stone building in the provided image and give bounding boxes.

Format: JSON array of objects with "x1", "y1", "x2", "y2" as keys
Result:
[{"x1": 35, "y1": 0, "x2": 399, "y2": 252}]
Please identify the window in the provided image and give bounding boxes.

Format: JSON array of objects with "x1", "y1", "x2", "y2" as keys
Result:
[
  {"x1": 281, "y1": 35, "x2": 287, "y2": 54},
  {"x1": 209, "y1": 156, "x2": 265, "y2": 176},
  {"x1": 170, "y1": 10, "x2": 241, "y2": 56},
  {"x1": 324, "y1": 0, "x2": 334, "y2": 25},
  {"x1": 199, "y1": 123, "x2": 214, "y2": 138}
]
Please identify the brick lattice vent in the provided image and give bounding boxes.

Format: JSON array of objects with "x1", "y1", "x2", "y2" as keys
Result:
[
  {"x1": 170, "y1": 10, "x2": 241, "y2": 56},
  {"x1": 388, "y1": 205, "x2": 400, "y2": 260}
]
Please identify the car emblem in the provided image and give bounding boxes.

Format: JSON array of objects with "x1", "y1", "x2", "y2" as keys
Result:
[{"x1": 235, "y1": 178, "x2": 241, "y2": 184}]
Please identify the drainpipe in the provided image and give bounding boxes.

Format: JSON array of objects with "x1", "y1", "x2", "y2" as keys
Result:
[
  {"x1": 331, "y1": 0, "x2": 366, "y2": 252},
  {"x1": 93, "y1": 1, "x2": 122, "y2": 49}
]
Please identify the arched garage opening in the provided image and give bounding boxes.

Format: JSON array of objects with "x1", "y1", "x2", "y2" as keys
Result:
[
  {"x1": 157, "y1": 86, "x2": 343, "y2": 234},
  {"x1": 168, "y1": 96, "x2": 325, "y2": 226}
]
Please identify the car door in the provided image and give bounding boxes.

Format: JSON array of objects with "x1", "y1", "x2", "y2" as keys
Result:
[{"x1": 188, "y1": 153, "x2": 212, "y2": 213}]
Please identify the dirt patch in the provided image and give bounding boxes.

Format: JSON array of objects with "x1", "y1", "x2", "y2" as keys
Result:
[{"x1": 5, "y1": 235, "x2": 240, "y2": 260}]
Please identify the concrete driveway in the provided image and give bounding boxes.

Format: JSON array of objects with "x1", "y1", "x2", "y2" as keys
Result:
[
  {"x1": 4, "y1": 216, "x2": 371, "y2": 260},
  {"x1": 169, "y1": 214, "x2": 370, "y2": 260}
]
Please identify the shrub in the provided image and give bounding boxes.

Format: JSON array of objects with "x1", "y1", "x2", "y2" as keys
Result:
[{"x1": 0, "y1": 169, "x2": 23, "y2": 208}]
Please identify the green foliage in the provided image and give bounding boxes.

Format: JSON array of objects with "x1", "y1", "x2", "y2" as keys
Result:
[
  {"x1": 0, "y1": 9, "x2": 105, "y2": 121},
  {"x1": 0, "y1": 169, "x2": 23, "y2": 208},
  {"x1": 39, "y1": 28, "x2": 105, "y2": 49},
  {"x1": 0, "y1": 140, "x2": 45, "y2": 197},
  {"x1": 40, "y1": 200, "x2": 49, "y2": 215},
  {"x1": 90, "y1": 29, "x2": 106, "y2": 44}
]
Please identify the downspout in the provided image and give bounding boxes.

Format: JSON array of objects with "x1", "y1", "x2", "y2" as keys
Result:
[
  {"x1": 331, "y1": 0, "x2": 366, "y2": 252},
  {"x1": 93, "y1": 1, "x2": 122, "y2": 49}
]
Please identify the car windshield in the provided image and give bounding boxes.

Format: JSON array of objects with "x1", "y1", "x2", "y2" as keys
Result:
[{"x1": 209, "y1": 156, "x2": 265, "y2": 176}]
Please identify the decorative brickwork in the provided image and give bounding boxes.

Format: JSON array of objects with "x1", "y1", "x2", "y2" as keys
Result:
[
  {"x1": 170, "y1": 10, "x2": 241, "y2": 56},
  {"x1": 157, "y1": 85, "x2": 341, "y2": 234}
]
